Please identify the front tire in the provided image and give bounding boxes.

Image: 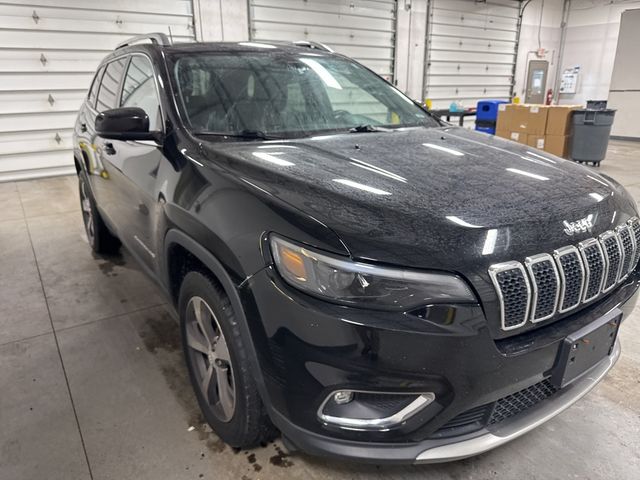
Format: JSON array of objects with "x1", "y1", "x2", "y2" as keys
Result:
[{"x1": 178, "y1": 271, "x2": 276, "y2": 447}]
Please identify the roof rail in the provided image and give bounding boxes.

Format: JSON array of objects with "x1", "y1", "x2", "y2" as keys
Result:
[
  {"x1": 116, "y1": 33, "x2": 172, "y2": 50},
  {"x1": 292, "y1": 40, "x2": 334, "y2": 53}
]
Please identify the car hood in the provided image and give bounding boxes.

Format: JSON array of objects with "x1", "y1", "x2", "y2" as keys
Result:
[{"x1": 202, "y1": 126, "x2": 637, "y2": 272}]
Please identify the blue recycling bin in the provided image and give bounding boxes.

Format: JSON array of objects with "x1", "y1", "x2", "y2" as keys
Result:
[{"x1": 475, "y1": 100, "x2": 508, "y2": 134}]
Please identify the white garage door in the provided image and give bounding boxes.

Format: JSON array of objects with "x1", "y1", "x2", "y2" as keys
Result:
[
  {"x1": 248, "y1": 0, "x2": 397, "y2": 81},
  {"x1": 423, "y1": 0, "x2": 521, "y2": 110},
  {"x1": 0, "y1": 0, "x2": 195, "y2": 182}
]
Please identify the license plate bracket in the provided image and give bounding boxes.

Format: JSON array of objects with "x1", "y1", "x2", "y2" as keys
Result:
[{"x1": 551, "y1": 308, "x2": 621, "y2": 388}]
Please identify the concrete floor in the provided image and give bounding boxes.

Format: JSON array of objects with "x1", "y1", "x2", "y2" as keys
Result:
[{"x1": 1, "y1": 141, "x2": 640, "y2": 480}]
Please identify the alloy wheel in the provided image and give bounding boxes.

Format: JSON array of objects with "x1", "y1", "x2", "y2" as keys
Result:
[{"x1": 185, "y1": 296, "x2": 236, "y2": 422}]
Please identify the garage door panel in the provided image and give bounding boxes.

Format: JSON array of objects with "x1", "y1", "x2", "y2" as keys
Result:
[
  {"x1": 0, "y1": 73, "x2": 93, "y2": 91},
  {"x1": 0, "y1": 112, "x2": 77, "y2": 133},
  {"x1": 432, "y1": 9, "x2": 518, "y2": 31},
  {"x1": 0, "y1": 91, "x2": 85, "y2": 115},
  {"x1": 251, "y1": 25, "x2": 394, "y2": 51},
  {"x1": 5, "y1": 0, "x2": 193, "y2": 16},
  {"x1": 251, "y1": 6, "x2": 394, "y2": 31},
  {"x1": 250, "y1": 0, "x2": 397, "y2": 80},
  {"x1": 0, "y1": 31, "x2": 192, "y2": 50},
  {"x1": 0, "y1": 131, "x2": 73, "y2": 156},
  {"x1": 435, "y1": 0, "x2": 519, "y2": 18},
  {"x1": 430, "y1": 37, "x2": 516, "y2": 54},
  {"x1": 0, "y1": 17, "x2": 193, "y2": 39},
  {"x1": 252, "y1": 0, "x2": 395, "y2": 19},
  {"x1": 428, "y1": 62, "x2": 513, "y2": 76},
  {"x1": 0, "y1": 50, "x2": 108, "y2": 74},
  {"x1": 0, "y1": 150, "x2": 75, "y2": 180},
  {"x1": 0, "y1": 0, "x2": 195, "y2": 179}
]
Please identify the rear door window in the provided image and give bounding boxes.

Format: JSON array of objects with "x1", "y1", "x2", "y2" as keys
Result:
[{"x1": 96, "y1": 58, "x2": 128, "y2": 112}]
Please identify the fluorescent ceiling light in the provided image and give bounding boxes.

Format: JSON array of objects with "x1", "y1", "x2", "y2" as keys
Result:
[
  {"x1": 506, "y1": 168, "x2": 549, "y2": 181},
  {"x1": 252, "y1": 151, "x2": 294, "y2": 167},
  {"x1": 446, "y1": 216, "x2": 483, "y2": 228},
  {"x1": 333, "y1": 179, "x2": 391, "y2": 195},
  {"x1": 423, "y1": 143, "x2": 464, "y2": 156}
]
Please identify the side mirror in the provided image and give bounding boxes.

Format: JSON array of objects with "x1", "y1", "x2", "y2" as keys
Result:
[{"x1": 95, "y1": 107, "x2": 161, "y2": 142}]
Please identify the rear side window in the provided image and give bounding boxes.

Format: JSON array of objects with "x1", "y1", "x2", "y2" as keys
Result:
[
  {"x1": 96, "y1": 58, "x2": 127, "y2": 112},
  {"x1": 120, "y1": 56, "x2": 162, "y2": 130},
  {"x1": 87, "y1": 65, "x2": 105, "y2": 107}
]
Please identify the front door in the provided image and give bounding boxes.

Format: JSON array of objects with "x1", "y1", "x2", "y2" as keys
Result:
[
  {"x1": 99, "y1": 54, "x2": 166, "y2": 271},
  {"x1": 525, "y1": 60, "x2": 548, "y2": 104}
]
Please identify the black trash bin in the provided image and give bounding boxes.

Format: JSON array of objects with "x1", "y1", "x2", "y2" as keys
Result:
[{"x1": 570, "y1": 109, "x2": 616, "y2": 164}]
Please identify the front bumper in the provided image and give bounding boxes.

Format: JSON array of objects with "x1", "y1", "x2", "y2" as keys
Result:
[{"x1": 239, "y1": 267, "x2": 638, "y2": 463}]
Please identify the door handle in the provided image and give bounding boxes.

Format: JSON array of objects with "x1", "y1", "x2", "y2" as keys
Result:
[
  {"x1": 104, "y1": 142, "x2": 116, "y2": 155},
  {"x1": 80, "y1": 123, "x2": 87, "y2": 132}
]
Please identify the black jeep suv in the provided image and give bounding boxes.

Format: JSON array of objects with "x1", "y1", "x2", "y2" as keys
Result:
[{"x1": 73, "y1": 33, "x2": 639, "y2": 463}]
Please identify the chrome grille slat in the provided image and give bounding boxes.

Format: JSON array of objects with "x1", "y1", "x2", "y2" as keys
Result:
[
  {"x1": 488, "y1": 262, "x2": 531, "y2": 331},
  {"x1": 629, "y1": 218, "x2": 640, "y2": 268},
  {"x1": 524, "y1": 254, "x2": 559, "y2": 322},
  {"x1": 553, "y1": 246, "x2": 585, "y2": 313},
  {"x1": 490, "y1": 217, "x2": 639, "y2": 332},
  {"x1": 600, "y1": 231, "x2": 622, "y2": 292},
  {"x1": 578, "y1": 238, "x2": 605, "y2": 302},
  {"x1": 616, "y1": 225, "x2": 634, "y2": 280}
]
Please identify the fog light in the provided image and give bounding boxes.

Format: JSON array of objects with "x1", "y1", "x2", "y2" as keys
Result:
[{"x1": 333, "y1": 391, "x2": 354, "y2": 404}]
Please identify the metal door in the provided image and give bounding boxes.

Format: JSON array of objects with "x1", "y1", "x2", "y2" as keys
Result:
[
  {"x1": 525, "y1": 60, "x2": 548, "y2": 104},
  {"x1": 248, "y1": 0, "x2": 398, "y2": 82},
  {"x1": 423, "y1": 0, "x2": 523, "y2": 109},
  {"x1": 0, "y1": 0, "x2": 195, "y2": 182}
]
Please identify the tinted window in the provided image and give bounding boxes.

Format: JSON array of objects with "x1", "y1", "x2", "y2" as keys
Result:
[
  {"x1": 96, "y1": 58, "x2": 127, "y2": 112},
  {"x1": 120, "y1": 56, "x2": 161, "y2": 131},
  {"x1": 87, "y1": 65, "x2": 105, "y2": 107},
  {"x1": 171, "y1": 53, "x2": 437, "y2": 137}
]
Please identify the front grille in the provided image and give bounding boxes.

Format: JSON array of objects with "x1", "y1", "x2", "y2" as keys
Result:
[
  {"x1": 488, "y1": 379, "x2": 557, "y2": 425},
  {"x1": 489, "y1": 218, "x2": 639, "y2": 331},
  {"x1": 434, "y1": 379, "x2": 558, "y2": 436}
]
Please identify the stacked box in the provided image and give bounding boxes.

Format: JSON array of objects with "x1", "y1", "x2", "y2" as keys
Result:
[{"x1": 495, "y1": 104, "x2": 581, "y2": 158}]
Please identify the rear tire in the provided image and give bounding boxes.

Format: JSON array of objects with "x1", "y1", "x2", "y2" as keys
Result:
[
  {"x1": 78, "y1": 171, "x2": 120, "y2": 254},
  {"x1": 178, "y1": 271, "x2": 277, "y2": 447}
]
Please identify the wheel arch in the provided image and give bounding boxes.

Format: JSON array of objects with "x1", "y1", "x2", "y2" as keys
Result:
[{"x1": 162, "y1": 229, "x2": 272, "y2": 406}]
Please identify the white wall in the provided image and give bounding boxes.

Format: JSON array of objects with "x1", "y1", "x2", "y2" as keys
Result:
[
  {"x1": 559, "y1": 0, "x2": 640, "y2": 105},
  {"x1": 513, "y1": 0, "x2": 564, "y2": 101}
]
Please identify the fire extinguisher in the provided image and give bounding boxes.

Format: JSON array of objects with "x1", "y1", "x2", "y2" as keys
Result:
[{"x1": 545, "y1": 89, "x2": 553, "y2": 105}]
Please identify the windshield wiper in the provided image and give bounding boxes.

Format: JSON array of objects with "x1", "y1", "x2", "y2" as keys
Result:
[
  {"x1": 193, "y1": 129, "x2": 282, "y2": 140},
  {"x1": 349, "y1": 124, "x2": 392, "y2": 133}
]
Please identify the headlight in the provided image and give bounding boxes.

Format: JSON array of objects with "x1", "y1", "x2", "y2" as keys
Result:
[{"x1": 270, "y1": 235, "x2": 476, "y2": 310}]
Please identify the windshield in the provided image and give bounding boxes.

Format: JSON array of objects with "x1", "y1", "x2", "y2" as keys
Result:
[{"x1": 170, "y1": 51, "x2": 439, "y2": 138}]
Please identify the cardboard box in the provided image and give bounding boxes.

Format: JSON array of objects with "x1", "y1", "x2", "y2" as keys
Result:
[
  {"x1": 546, "y1": 105, "x2": 581, "y2": 136},
  {"x1": 496, "y1": 129, "x2": 510, "y2": 140},
  {"x1": 544, "y1": 134, "x2": 570, "y2": 158},
  {"x1": 495, "y1": 103, "x2": 511, "y2": 132},
  {"x1": 508, "y1": 131, "x2": 528, "y2": 144},
  {"x1": 527, "y1": 135, "x2": 546, "y2": 150},
  {"x1": 511, "y1": 104, "x2": 549, "y2": 135}
]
